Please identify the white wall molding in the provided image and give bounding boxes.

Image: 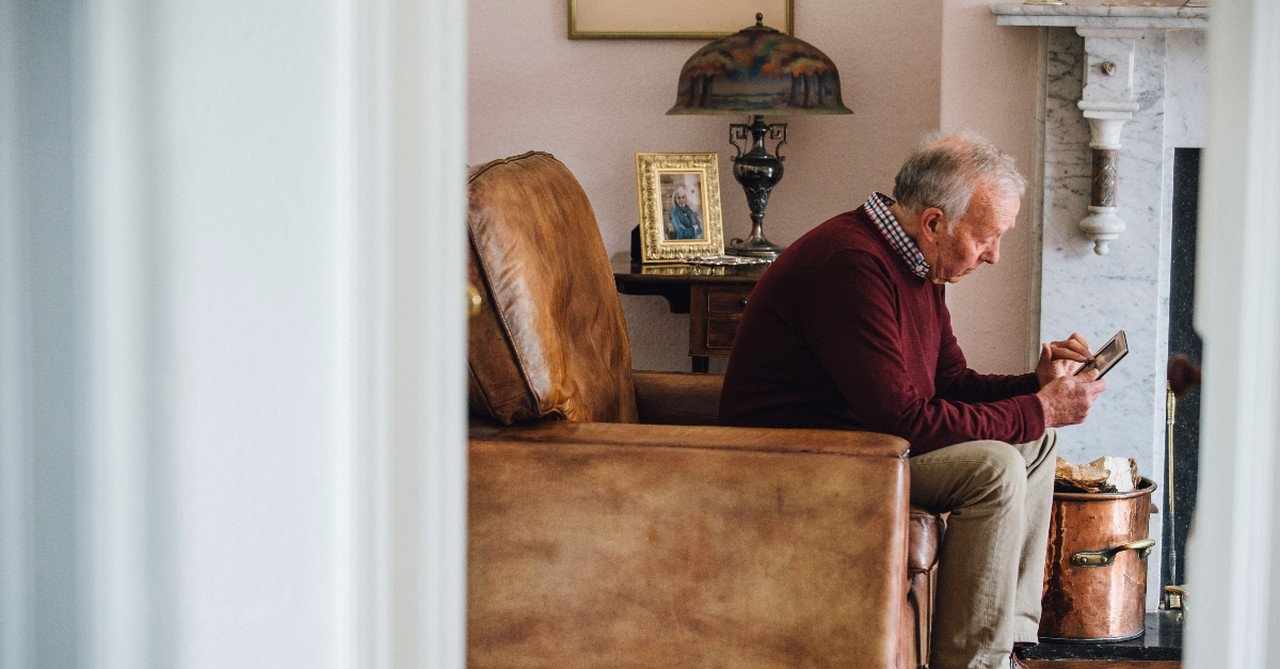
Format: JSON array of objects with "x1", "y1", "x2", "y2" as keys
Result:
[
  {"x1": 391, "y1": 0, "x2": 468, "y2": 664},
  {"x1": 0, "y1": 1, "x2": 29, "y2": 664},
  {"x1": 345, "y1": 0, "x2": 468, "y2": 666},
  {"x1": 81, "y1": 0, "x2": 167, "y2": 665},
  {"x1": 1, "y1": 1, "x2": 100, "y2": 665}
]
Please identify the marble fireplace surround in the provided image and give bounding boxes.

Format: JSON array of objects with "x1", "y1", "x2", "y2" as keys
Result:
[{"x1": 990, "y1": 3, "x2": 1207, "y2": 609}]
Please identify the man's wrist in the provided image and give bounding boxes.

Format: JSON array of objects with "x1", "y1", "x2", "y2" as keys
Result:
[{"x1": 1036, "y1": 391, "x2": 1055, "y2": 427}]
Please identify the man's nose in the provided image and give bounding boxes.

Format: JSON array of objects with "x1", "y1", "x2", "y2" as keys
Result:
[{"x1": 983, "y1": 241, "x2": 1001, "y2": 264}]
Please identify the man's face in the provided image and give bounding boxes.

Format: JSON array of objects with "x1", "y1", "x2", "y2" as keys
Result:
[{"x1": 928, "y1": 187, "x2": 1020, "y2": 284}]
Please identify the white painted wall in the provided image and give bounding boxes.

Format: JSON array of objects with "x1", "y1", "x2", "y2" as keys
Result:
[
  {"x1": 939, "y1": 0, "x2": 1043, "y2": 370},
  {"x1": 157, "y1": 4, "x2": 348, "y2": 665},
  {"x1": 0, "y1": 0, "x2": 466, "y2": 666}
]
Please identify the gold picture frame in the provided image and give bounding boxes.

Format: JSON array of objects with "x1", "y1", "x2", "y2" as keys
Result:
[
  {"x1": 569, "y1": 0, "x2": 793, "y2": 40},
  {"x1": 636, "y1": 153, "x2": 723, "y2": 263}
]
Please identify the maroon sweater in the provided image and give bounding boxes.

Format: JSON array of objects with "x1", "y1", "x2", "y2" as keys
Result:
[{"x1": 718, "y1": 206, "x2": 1045, "y2": 455}]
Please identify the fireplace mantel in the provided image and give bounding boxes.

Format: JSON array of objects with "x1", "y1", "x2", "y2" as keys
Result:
[
  {"x1": 992, "y1": 3, "x2": 1207, "y2": 609},
  {"x1": 994, "y1": 3, "x2": 1207, "y2": 254},
  {"x1": 991, "y1": 4, "x2": 1207, "y2": 30}
]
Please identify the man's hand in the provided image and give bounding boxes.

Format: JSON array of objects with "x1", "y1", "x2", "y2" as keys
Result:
[
  {"x1": 1036, "y1": 332, "x2": 1093, "y2": 388},
  {"x1": 1037, "y1": 368, "x2": 1106, "y2": 427}
]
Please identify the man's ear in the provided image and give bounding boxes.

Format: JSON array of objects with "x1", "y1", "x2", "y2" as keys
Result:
[{"x1": 918, "y1": 207, "x2": 945, "y2": 242}]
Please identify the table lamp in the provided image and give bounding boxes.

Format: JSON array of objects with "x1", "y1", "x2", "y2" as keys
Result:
[{"x1": 667, "y1": 14, "x2": 851, "y2": 259}]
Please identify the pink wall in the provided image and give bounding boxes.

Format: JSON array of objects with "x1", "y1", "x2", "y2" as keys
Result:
[
  {"x1": 940, "y1": 0, "x2": 1042, "y2": 374},
  {"x1": 469, "y1": 0, "x2": 1040, "y2": 374}
]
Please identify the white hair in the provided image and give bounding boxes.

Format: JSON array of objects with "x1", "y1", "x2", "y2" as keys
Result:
[{"x1": 891, "y1": 129, "x2": 1027, "y2": 231}]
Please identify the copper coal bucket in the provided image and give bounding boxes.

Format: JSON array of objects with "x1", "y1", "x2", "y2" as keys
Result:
[{"x1": 1039, "y1": 477, "x2": 1157, "y2": 642}]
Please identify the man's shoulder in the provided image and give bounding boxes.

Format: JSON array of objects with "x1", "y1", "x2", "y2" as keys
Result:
[
  {"x1": 775, "y1": 209, "x2": 895, "y2": 273},
  {"x1": 786, "y1": 207, "x2": 859, "y2": 245}
]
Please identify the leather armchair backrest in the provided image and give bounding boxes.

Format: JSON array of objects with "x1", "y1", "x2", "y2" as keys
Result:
[{"x1": 467, "y1": 151, "x2": 638, "y2": 424}]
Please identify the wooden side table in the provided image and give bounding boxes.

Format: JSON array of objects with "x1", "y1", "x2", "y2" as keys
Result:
[{"x1": 611, "y1": 255, "x2": 767, "y2": 372}]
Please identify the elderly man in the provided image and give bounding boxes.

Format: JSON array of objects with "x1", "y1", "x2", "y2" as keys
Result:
[{"x1": 719, "y1": 130, "x2": 1106, "y2": 669}]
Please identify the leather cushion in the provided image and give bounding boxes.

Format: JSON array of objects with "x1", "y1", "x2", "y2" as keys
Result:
[
  {"x1": 632, "y1": 370, "x2": 723, "y2": 425},
  {"x1": 467, "y1": 152, "x2": 638, "y2": 424},
  {"x1": 907, "y1": 507, "x2": 943, "y2": 575}
]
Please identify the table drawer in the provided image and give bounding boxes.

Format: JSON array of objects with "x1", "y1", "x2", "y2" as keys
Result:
[
  {"x1": 706, "y1": 288, "x2": 752, "y2": 315},
  {"x1": 690, "y1": 285, "x2": 752, "y2": 356},
  {"x1": 703, "y1": 319, "x2": 741, "y2": 351}
]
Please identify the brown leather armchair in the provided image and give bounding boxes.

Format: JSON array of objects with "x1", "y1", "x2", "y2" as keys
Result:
[{"x1": 467, "y1": 151, "x2": 941, "y2": 668}]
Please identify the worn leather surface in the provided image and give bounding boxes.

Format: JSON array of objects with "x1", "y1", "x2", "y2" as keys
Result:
[
  {"x1": 467, "y1": 152, "x2": 637, "y2": 424},
  {"x1": 632, "y1": 370, "x2": 724, "y2": 425},
  {"x1": 470, "y1": 419, "x2": 910, "y2": 458},
  {"x1": 908, "y1": 509, "x2": 944, "y2": 575},
  {"x1": 632, "y1": 369, "x2": 941, "y2": 573},
  {"x1": 906, "y1": 570, "x2": 937, "y2": 669},
  {"x1": 469, "y1": 421, "x2": 911, "y2": 668}
]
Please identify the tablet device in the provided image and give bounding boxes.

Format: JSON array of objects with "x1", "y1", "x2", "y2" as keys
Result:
[{"x1": 1076, "y1": 330, "x2": 1128, "y2": 379}]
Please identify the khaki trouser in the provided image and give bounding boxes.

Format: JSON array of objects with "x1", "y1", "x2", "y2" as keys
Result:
[{"x1": 909, "y1": 430, "x2": 1057, "y2": 669}]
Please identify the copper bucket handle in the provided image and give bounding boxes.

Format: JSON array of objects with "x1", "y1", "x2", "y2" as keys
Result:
[{"x1": 1070, "y1": 539, "x2": 1156, "y2": 568}]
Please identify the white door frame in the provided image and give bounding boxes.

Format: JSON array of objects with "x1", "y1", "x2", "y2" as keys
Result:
[
  {"x1": 0, "y1": 0, "x2": 467, "y2": 666},
  {"x1": 1184, "y1": 0, "x2": 1280, "y2": 666},
  {"x1": 345, "y1": 0, "x2": 468, "y2": 666}
]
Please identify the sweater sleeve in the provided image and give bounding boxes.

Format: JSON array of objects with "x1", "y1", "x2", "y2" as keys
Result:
[
  {"x1": 933, "y1": 301, "x2": 1043, "y2": 402},
  {"x1": 802, "y1": 250, "x2": 1045, "y2": 455}
]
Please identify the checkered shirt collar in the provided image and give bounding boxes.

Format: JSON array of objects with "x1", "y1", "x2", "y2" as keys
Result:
[{"x1": 864, "y1": 192, "x2": 930, "y2": 280}]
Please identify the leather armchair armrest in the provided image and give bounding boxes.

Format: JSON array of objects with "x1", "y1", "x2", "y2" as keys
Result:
[
  {"x1": 632, "y1": 370, "x2": 723, "y2": 425},
  {"x1": 469, "y1": 420, "x2": 912, "y2": 667},
  {"x1": 469, "y1": 419, "x2": 909, "y2": 459}
]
